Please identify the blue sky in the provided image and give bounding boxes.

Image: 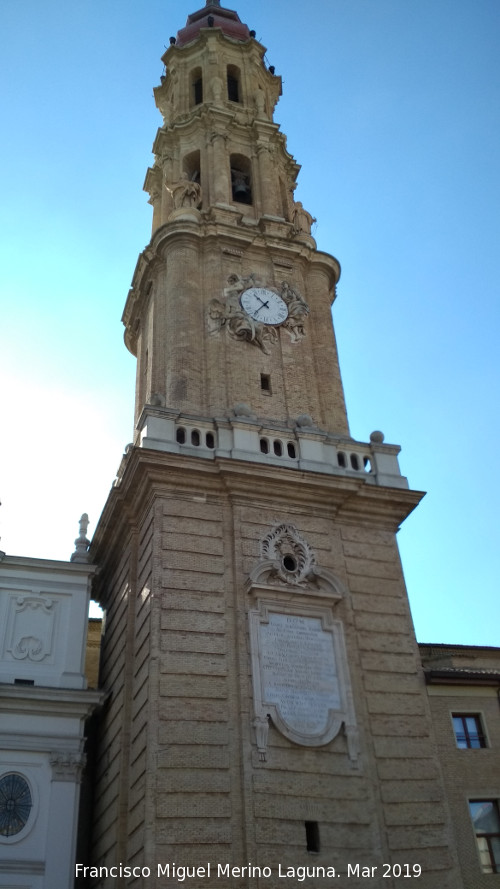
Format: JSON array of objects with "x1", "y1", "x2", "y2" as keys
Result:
[{"x1": 1, "y1": 0, "x2": 499, "y2": 644}]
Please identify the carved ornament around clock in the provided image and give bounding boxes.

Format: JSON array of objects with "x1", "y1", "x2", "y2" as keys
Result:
[{"x1": 208, "y1": 273, "x2": 309, "y2": 354}]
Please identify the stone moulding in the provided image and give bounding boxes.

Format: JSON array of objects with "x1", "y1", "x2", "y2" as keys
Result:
[
  {"x1": 6, "y1": 595, "x2": 57, "y2": 663},
  {"x1": 249, "y1": 599, "x2": 358, "y2": 766},
  {"x1": 247, "y1": 522, "x2": 357, "y2": 763}
]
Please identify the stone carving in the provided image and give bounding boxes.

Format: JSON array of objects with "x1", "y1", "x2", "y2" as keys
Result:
[
  {"x1": 249, "y1": 603, "x2": 358, "y2": 764},
  {"x1": 279, "y1": 281, "x2": 309, "y2": 342},
  {"x1": 260, "y1": 523, "x2": 316, "y2": 586},
  {"x1": 156, "y1": 95, "x2": 171, "y2": 126},
  {"x1": 8, "y1": 596, "x2": 56, "y2": 662},
  {"x1": 254, "y1": 89, "x2": 266, "y2": 116},
  {"x1": 13, "y1": 635, "x2": 44, "y2": 660},
  {"x1": 210, "y1": 75, "x2": 223, "y2": 103},
  {"x1": 208, "y1": 274, "x2": 309, "y2": 353},
  {"x1": 169, "y1": 174, "x2": 202, "y2": 210},
  {"x1": 292, "y1": 201, "x2": 316, "y2": 235},
  {"x1": 208, "y1": 273, "x2": 277, "y2": 354},
  {"x1": 253, "y1": 715, "x2": 270, "y2": 762},
  {"x1": 50, "y1": 752, "x2": 86, "y2": 783}
]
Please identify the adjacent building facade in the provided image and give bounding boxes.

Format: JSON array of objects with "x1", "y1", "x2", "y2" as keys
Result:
[{"x1": 0, "y1": 548, "x2": 103, "y2": 889}]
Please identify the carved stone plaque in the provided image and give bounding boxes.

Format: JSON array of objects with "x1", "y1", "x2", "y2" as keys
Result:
[
  {"x1": 250, "y1": 602, "x2": 357, "y2": 759},
  {"x1": 261, "y1": 613, "x2": 340, "y2": 733}
]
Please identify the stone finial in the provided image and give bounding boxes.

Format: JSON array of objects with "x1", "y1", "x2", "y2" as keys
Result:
[
  {"x1": 370, "y1": 430, "x2": 385, "y2": 444},
  {"x1": 296, "y1": 413, "x2": 314, "y2": 428},
  {"x1": 233, "y1": 402, "x2": 255, "y2": 418},
  {"x1": 206, "y1": 0, "x2": 221, "y2": 6},
  {"x1": 70, "y1": 513, "x2": 90, "y2": 563}
]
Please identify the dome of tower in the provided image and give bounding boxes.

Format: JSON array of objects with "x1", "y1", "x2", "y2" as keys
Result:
[{"x1": 175, "y1": 1, "x2": 250, "y2": 47}]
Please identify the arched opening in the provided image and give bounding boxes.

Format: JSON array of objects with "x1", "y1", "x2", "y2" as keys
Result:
[
  {"x1": 227, "y1": 65, "x2": 241, "y2": 103},
  {"x1": 191, "y1": 67, "x2": 203, "y2": 106},
  {"x1": 230, "y1": 154, "x2": 252, "y2": 205}
]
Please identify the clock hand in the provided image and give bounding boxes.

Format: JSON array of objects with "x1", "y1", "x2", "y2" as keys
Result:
[
  {"x1": 255, "y1": 298, "x2": 269, "y2": 309},
  {"x1": 254, "y1": 301, "x2": 271, "y2": 316}
]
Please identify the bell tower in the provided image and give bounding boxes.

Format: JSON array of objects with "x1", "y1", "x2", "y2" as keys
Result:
[
  {"x1": 90, "y1": 5, "x2": 464, "y2": 887},
  {"x1": 123, "y1": 0, "x2": 349, "y2": 451}
]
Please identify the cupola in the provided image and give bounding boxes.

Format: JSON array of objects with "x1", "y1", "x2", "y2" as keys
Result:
[{"x1": 175, "y1": 1, "x2": 250, "y2": 48}]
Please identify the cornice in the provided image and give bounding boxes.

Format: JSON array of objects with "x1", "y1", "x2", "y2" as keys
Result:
[
  {"x1": 122, "y1": 216, "x2": 341, "y2": 351},
  {"x1": 0, "y1": 555, "x2": 97, "y2": 577},
  {"x1": 90, "y1": 447, "x2": 424, "y2": 569},
  {"x1": 0, "y1": 684, "x2": 105, "y2": 718},
  {"x1": 423, "y1": 669, "x2": 500, "y2": 687}
]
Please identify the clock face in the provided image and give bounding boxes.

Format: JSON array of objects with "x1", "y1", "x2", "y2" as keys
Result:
[{"x1": 240, "y1": 287, "x2": 288, "y2": 326}]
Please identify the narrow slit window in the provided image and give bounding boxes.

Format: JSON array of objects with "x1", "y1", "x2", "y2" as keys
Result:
[
  {"x1": 191, "y1": 429, "x2": 201, "y2": 447},
  {"x1": 260, "y1": 438, "x2": 269, "y2": 454},
  {"x1": 287, "y1": 442, "x2": 296, "y2": 459},
  {"x1": 305, "y1": 821, "x2": 320, "y2": 853},
  {"x1": 191, "y1": 67, "x2": 203, "y2": 106},
  {"x1": 176, "y1": 427, "x2": 186, "y2": 444},
  {"x1": 273, "y1": 440, "x2": 283, "y2": 457},
  {"x1": 205, "y1": 432, "x2": 215, "y2": 449},
  {"x1": 194, "y1": 77, "x2": 203, "y2": 105},
  {"x1": 227, "y1": 65, "x2": 241, "y2": 102},
  {"x1": 227, "y1": 74, "x2": 239, "y2": 102}
]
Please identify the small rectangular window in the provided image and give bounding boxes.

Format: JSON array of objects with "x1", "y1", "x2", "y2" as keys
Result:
[
  {"x1": 260, "y1": 374, "x2": 271, "y2": 394},
  {"x1": 469, "y1": 800, "x2": 500, "y2": 873},
  {"x1": 452, "y1": 714, "x2": 486, "y2": 749}
]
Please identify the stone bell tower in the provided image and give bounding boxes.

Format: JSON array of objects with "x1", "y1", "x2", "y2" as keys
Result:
[{"x1": 89, "y1": 4, "x2": 463, "y2": 887}]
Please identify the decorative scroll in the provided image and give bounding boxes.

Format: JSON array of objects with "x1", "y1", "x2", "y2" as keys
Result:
[
  {"x1": 50, "y1": 752, "x2": 86, "y2": 783},
  {"x1": 7, "y1": 596, "x2": 56, "y2": 662},
  {"x1": 260, "y1": 522, "x2": 316, "y2": 586}
]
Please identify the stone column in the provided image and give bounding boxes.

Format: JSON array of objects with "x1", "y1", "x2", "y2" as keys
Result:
[
  {"x1": 209, "y1": 132, "x2": 230, "y2": 205},
  {"x1": 257, "y1": 143, "x2": 278, "y2": 216},
  {"x1": 45, "y1": 752, "x2": 84, "y2": 888}
]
